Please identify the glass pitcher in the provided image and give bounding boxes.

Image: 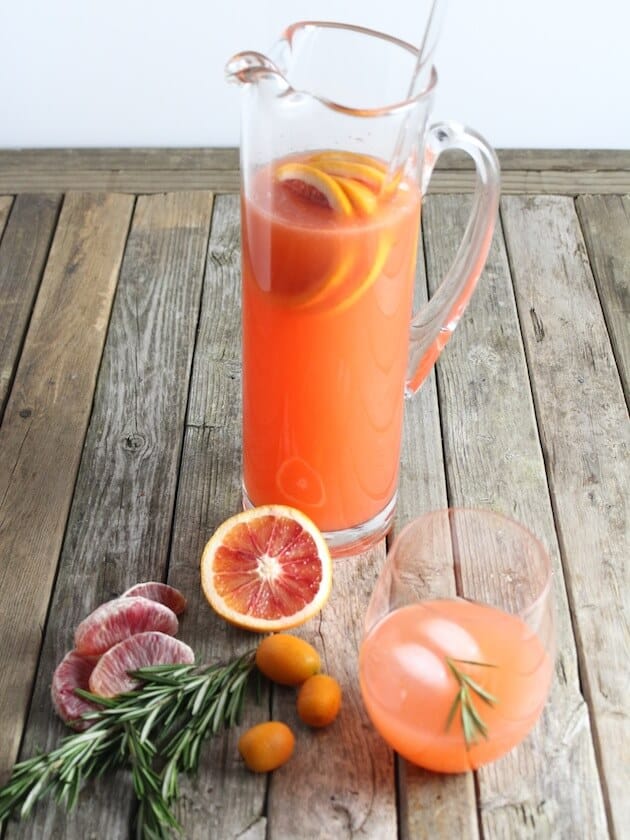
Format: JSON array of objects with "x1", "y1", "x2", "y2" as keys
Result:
[{"x1": 226, "y1": 21, "x2": 500, "y2": 556}]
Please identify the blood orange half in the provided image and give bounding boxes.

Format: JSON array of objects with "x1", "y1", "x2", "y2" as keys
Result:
[{"x1": 200, "y1": 506, "x2": 333, "y2": 632}]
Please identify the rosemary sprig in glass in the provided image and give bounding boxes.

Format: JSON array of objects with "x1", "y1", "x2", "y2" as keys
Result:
[
  {"x1": 445, "y1": 657, "x2": 498, "y2": 748},
  {"x1": 0, "y1": 650, "x2": 258, "y2": 839}
]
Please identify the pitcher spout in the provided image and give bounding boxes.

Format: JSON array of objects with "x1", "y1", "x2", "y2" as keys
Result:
[{"x1": 225, "y1": 51, "x2": 289, "y2": 91}]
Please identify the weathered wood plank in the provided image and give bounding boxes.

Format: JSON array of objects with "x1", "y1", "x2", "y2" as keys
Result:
[
  {"x1": 185, "y1": 194, "x2": 242, "y2": 429},
  {"x1": 0, "y1": 192, "x2": 134, "y2": 785},
  {"x1": 426, "y1": 169, "x2": 630, "y2": 196},
  {"x1": 168, "y1": 428, "x2": 270, "y2": 840},
  {"x1": 439, "y1": 149, "x2": 630, "y2": 172},
  {"x1": 165, "y1": 194, "x2": 269, "y2": 839},
  {"x1": 0, "y1": 147, "x2": 240, "y2": 172},
  {"x1": 2, "y1": 168, "x2": 630, "y2": 196},
  {"x1": 501, "y1": 195, "x2": 628, "y2": 839},
  {"x1": 0, "y1": 196, "x2": 13, "y2": 240},
  {"x1": 0, "y1": 170, "x2": 245, "y2": 194},
  {"x1": 424, "y1": 194, "x2": 609, "y2": 838},
  {"x1": 396, "y1": 218, "x2": 479, "y2": 839},
  {"x1": 6, "y1": 191, "x2": 213, "y2": 837},
  {"x1": 270, "y1": 544, "x2": 397, "y2": 839},
  {"x1": 0, "y1": 194, "x2": 61, "y2": 420},
  {"x1": 0, "y1": 148, "x2": 628, "y2": 173},
  {"x1": 575, "y1": 194, "x2": 630, "y2": 400},
  {"x1": 1, "y1": 149, "x2": 628, "y2": 194}
]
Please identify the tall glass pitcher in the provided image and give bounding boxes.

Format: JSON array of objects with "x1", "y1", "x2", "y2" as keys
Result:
[{"x1": 227, "y1": 21, "x2": 500, "y2": 556}]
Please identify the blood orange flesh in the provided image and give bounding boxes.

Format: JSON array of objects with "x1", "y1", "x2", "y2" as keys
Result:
[
  {"x1": 282, "y1": 178, "x2": 332, "y2": 207},
  {"x1": 200, "y1": 505, "x2": 332, "y2": 632},
  {"x1": 88, "y1": 631, "x2": 195, "y2": 698},
  {"x1": 74, "y1": 596, "x2": 178, "y2": 656},
  {"x1": 121, "y1": 581, "x2": 187, "y2": 615},
  {"x1": 51, "y1": 650, "x2": 100, "y2": 730}
]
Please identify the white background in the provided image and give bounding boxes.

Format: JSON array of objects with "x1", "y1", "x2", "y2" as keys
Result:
[{"x1": 0, "y1": 0, "x2": 628, "y2": 149}]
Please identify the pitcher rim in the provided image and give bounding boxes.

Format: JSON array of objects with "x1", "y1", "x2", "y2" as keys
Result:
[{"x1": 277, "y1": 20, "x2": 438, "y2": 117}]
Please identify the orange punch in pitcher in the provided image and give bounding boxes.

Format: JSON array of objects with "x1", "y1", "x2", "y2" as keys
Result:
[
  {"x1": 228, "y1": 22, "x2": 500, "y2": 554},
  {"x1": 241, "y1": 151, "x2": 420, "y2": 537}
]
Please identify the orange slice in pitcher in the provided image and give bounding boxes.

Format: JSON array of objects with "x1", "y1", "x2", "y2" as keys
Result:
[
  {"x1": 308, "y1": 150, "x2": 403, "y2": 199},
  {"x1": 298, "y1": 242, "x2": 358, "y2": 311},
  {"x1": 276, "y1": 162, "x2": 353, "y2": 216},
  {"x1": 335, "y1": 176, "x2": 379, "y2": 216},
  {"x1": 330, "y1": 232, "x2": 393, "y2": 316},
  {"x1": 308, "y1": 150, "x2": 388, "y2": 173},
  {"x1": 315, "y1": 159, "x2": 386, "y2": 194},
  {"x1": 200, "y1": 506, "x2": 332, "y2": 632}
]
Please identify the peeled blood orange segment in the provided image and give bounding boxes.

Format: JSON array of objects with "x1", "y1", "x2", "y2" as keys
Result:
[
  {"x1": 122, "y1": 581, "x2": 187, "y2": 616},
  {"x1": 88, "y1": 631, "x2": 195, "y2": 698},
  {"x1": 51, "y1": 650, "x2": 100, "y2": 730},
  {"x1": 276, "y1": 162, "x2": 353, "y2": 216},
  {"x1": 200, "y1": 505, "x2": 332, "y2": 632},
  {"x1": 74, "y1": 595, "x2": 179, "y2": 656}
]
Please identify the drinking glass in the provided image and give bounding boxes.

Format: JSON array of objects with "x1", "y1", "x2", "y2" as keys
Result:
[{"x1": 359, "y1": 508, "x2": 554, "y2": 772}]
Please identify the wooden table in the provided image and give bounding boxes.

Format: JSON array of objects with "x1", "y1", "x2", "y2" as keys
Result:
[{"x1": 0, "y1": 150, "x2": 628, "y2": 839}]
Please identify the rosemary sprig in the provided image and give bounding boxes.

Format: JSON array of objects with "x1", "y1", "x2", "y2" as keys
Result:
[
  {"x1": 0, "y1": 650, "x2": 257, "y2": 839},
  {"x1": 445, "y1": 657, "x2": 498, "y2": 748}
]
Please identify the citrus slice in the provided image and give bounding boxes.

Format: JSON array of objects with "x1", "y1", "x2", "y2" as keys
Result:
[
  {"x1": 200, "y1": 505, "x2": 332, "y2": 632},
  {"x1": 276, "y1": 162, "x2": 353, "y2": 216},
  {"x1": 335, "y1": 176, "x2": 379, "y2": 216},
  {"x1": 306, "y1": 150, "x2": 402, "y2": 198},
  {"x1": 315, "y1": 160, "x2": 386, "y2": 194},
  {"x1": 307, "y1": 150, "x2": 388, "y2": 174},
  {"x1": 331, "y1": 232, "x2": 393, "y2": 316},
  {"x1": 74, "y1": 596, "x2": 179, "y2": 656},
  {"x1": 88, "y1": 631, "x2": 195, "y2": 698},
  {"x1": 51, "y1": 650, "x2": 101, "y2": 730},
  {"x1": 382, "y1": 166, "x2": 403, "y2": 197},
  {"x1": 122, "y1": 581, "x2": 187, "y2": 615},
  {"x1": 298, "y1": 243, "x2": 357, "y2": 311}
]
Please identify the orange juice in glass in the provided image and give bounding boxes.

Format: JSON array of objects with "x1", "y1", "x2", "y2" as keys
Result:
[
  {"x1": 359, "y1": 509, "x2": 555, "y2": 772},
  {"x1": 228, "y1": 23, "x2": 500, "y2": 555}
]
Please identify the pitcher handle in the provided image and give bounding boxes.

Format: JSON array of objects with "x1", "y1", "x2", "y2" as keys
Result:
[{"x1": 406, "y1": 120, "x2": 500, "y2": 395}]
